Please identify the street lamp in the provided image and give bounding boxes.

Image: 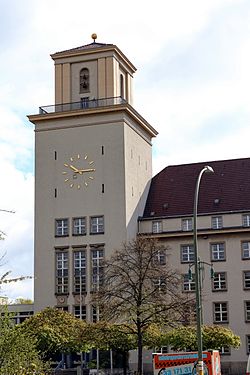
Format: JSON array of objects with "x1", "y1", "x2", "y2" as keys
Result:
[{"x1": 193, "y1": 165, "x2": 214, "y2": 375}]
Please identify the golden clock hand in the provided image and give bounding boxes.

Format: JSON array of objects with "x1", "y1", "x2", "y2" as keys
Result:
[
  {"x1": 78, "y1": 168, "x2": 96, "y2": 173},
  {"x1": 69, "y1": 165, "x2": 80, "y2": 173}
]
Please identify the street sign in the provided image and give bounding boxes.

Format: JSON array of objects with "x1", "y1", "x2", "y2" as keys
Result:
[{"x1": 153, "y1": 351, "x2": 221, "y2": 375}]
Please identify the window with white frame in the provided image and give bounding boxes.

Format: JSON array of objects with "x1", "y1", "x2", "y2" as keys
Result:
[
  {"x1": 245, "y1": 301, "x2": 250, "y2": 322},
  {"x1": 181, "y1": 245, "x2": 194, "y2": 263},
  {"x1": 152, "y1": 221, "x2": 163, "y2": 233},
  {"x1": 211, "y1": 243, "x2": 225, "y2": 261},
  {"x1": 90, "y1": 216, "x2": 104, "y2": 234},
  {"x1": 243, "y1": 214, "x2": 250, "y2": 227},
  {"x1": 91, "y1": 247, "x2": 104, "y2": 290},
  {"x1": 91, "y1": 305, "x2": 100, "y2": 323},
  {"x1": 213, "y1": 302, "x2": 228, "y2": 323},
  {"x1": 55, "y1": 251, "x2": 68, "y2": 294},
  {"x1": 243, "y1": 271, "x2": 250, "y2": 289},
  {"x1": 247, "y1": 335, "x2": 250, "y2": 354},
  {"x1": 74, "y1": 305, "x2": 86, "y2": 320},
  {"x1": 55, "y1": 219, "x2": 69, "y2": 236},
  {"x1": 246, "y1": 335, "x2": 250, "y2": 354},
  {"x1": 212, "y1": 272, "x2": 227, "y2": 291},
  {"x1": 242, "y1": 242, "x2": 250, "y2": 260},
  {"x1": 73, "y1": 217, "x2": 86, "y2": 235},
  {"x1": 211, "y1": 216, "x2": 223, "y2": 229},
  {"x1": 183, "y1": 274, "x2": 195, "y2": 292},
  {"x1": 154, "y1": 249, "x2": 166, "y2": 265},
  {"x1": 153, "y1": 276, "x2": 166, "y2": 292},
  {"x1": 182, "y1": 218, "x2": 193, "y2": 231},
  {"x1": 73, "y1": 249, "x2": 86, "y2": 293}
]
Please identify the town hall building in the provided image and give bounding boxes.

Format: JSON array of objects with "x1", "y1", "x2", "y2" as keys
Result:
[{"x1": 28, "y1": 36, "x2": 250, "y2": 374}]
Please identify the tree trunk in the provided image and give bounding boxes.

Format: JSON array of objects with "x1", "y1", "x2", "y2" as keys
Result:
[
  {"x1": 137, "y1": 323, "x2": 143, "y2": 375},
  {"x1": 122, "y1": 351, "x2": 127, "y2": 375}
]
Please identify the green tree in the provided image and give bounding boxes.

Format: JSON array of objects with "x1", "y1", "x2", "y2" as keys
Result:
[
  {"x1": 164, "y1": 325, "x2": 241, "y2": 351},
  {"x1": 0, "y1": 307, "x2": 49, "y2": 375},
  {"x1": 93, "y1": 237, "x2": 193, "y2": 375},
  {"x1": 20, "y1": 306, "x2": 90, "y2": 354}
]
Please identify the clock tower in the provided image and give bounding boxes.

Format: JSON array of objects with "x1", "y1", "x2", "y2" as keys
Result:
[{"x1": 28, "y1": 36, "x2": 158, "y2": 315}]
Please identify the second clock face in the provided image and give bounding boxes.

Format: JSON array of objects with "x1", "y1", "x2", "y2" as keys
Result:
[{"x1": 62, "y1": 154, "x2": 95, "y2": 189}]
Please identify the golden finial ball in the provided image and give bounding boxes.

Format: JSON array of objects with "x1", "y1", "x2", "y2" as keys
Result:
[{"x1": 91, "y1": 33, "x2": 97, "y2": 41}]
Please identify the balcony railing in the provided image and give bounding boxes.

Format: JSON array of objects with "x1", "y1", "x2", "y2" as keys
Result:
[{"x1": 39, "y1": 96, "x2": 127, "y2": 114}]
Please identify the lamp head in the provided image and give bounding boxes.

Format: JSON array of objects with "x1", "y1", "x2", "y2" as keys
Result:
[{"x1": 204, "y1": 165, "x2": 214, "y2": 174}]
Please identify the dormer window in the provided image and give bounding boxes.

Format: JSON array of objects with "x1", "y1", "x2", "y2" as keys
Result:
[{"x1": 80, "y1": 68, "x2": 89, "y2": 93}]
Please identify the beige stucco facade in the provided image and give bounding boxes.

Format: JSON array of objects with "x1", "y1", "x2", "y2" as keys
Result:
[
  {"x1": 28, "y1": 39, "x2": 249, "y2": 373},
  {"x1": 139, "y1": 212, "x2": 250, "y2": 371},
  {"x1": 28, "y1": 42, "x2": 157, "y2": 316}
]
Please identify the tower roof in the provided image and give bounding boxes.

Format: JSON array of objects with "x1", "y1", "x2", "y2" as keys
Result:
[
  {"x1": 52, "y1": 42, "x2": 114, "y2": 56},
  {"x1": 143, "y1": 157, "x2": 250, "y2": 218},
  {"x1": 51, "y1": 40, "x2": 136, "y2": 73}
]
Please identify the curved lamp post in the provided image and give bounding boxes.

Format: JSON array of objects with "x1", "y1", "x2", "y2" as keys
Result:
[{"x1": 193, "y1": 165, "x2": 214, "y2": 375}]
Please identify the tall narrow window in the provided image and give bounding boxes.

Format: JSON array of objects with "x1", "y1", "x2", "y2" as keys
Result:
[
  {"x1": 120, "y1": 74, "x2": 125, "y2": 99},
  {"x1": 92, "y1": 305, "x2": 99, "y2": 323},
  {"x1": 73, "y1": 249, "x2": 86, "y2": 293},
  {"x1": 80, "y1": 68, "x2": 89, "y2": 93},
  {"x1": 245, "y1": 301, "x2": 250, "y2": 322},
  {"x1": 55, "y1": 252, "x2": 68, "y2": 294},
  {"x1": 91, "y1": 247, "x2": 104, "y2": 291},
  {"x1": 246, "y1": 335, "x2": 250, "y2": 354}
]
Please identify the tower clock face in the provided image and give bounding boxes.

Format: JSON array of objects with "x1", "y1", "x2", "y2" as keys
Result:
[{"x1": 62, "y1": 154, "x2": 95, "y2": 189}]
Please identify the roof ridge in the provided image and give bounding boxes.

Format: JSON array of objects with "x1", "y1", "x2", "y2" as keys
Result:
[{"x1": 52, "y1": 42, "x2": 114, "y2": 56}]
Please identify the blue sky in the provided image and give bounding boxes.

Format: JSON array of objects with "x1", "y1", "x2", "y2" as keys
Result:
[{"x1": 0, "y1": 0, "x2": 250, "y2": 300}]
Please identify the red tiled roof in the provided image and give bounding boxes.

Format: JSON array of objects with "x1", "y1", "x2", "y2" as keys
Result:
[
  {"x1": 143, "y1": 157, "x2": 250, "y2": 218},
  {"x1": 52, "y1": 42, "x2": 114, "y2": 56}
]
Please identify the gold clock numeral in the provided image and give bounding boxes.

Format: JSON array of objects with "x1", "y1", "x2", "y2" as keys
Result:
[
  {"x1": 70, "y1": 183, "x2": 74, "y2": 188},
  {"x1": 65, "y1": 178, "x2": 69, "y2": 182},
  {"x1": 77, "y1": 154, "x2": 80, "y2": 159},
  {"x1": 62, "y1": 172, "x2": 67, "y2": 175},
  {"x1": 84, "y1": 155, "x2": 88, "y2": 160},
  {"x1": 89, "y1": 176, "x2": 94, "y2": 180},
  {"x1": 64, "y1": 163, "x2": 69, "y2": 167},
  {"x1": 85, "y1": 182, "x2": 88, "y2": 186},
  {"x1": 89, "y1": 161, "x2": 94, "y2": 165},
  {"x1": 70, "y1": 157, "x2": 74, "y2": 161},
  {"x1": 77, "y1": 184, "x2": 81, "y2": 189}
]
